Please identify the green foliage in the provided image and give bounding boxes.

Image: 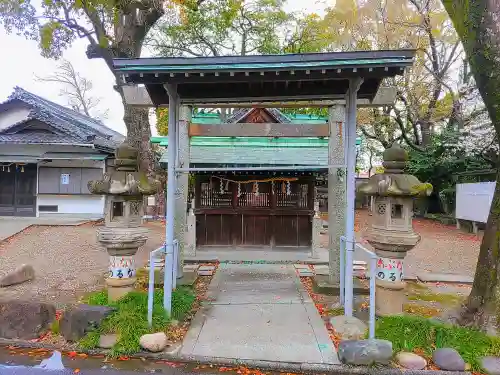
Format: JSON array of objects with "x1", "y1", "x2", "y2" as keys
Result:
[
  {"x1": 172, "y1": 286, "x2": 196, "y2": 320},
  {"x1": 78, "y1": 330, "x2": 100, "y2": 350},
  {"x1": 153, "y1": 0, "x2": 320, "y2": 57},
  {"x1": 83, "y1": 290, "x2": 108, "y2": 306},
  {"x1": 376, "y1": 315, "x2": 500, "y2": 371},
  {"x1": 50, "y1": 319, "x2": 60, "y2": 335},
  {"x1": 406, "y1": 128, "x2": 491, "y2": 213},
  {"x1": 78, "y1": 287, "x2": 195, "y2": 357},
  {"x1": 156, "y1": 108, "x2": 169, "y2": 136}
]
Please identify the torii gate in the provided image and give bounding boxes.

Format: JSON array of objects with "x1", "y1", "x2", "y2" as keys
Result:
[{"x1": 112, "y1": 50, "x2": 415, "y2": 316}]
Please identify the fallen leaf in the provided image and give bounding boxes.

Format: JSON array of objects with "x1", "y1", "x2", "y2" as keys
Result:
[
  {"x1": 74, "y1": 369, "x2": 80, "y2": 374},
  {"x1": 118, "y1": 356, "x2": 130, "y2": 361},
  {"x1": 67, "y1": 351, "x2": 77, "y2": 358},
  {"x1": 78, "y1": 353, "x2": 88, "y2": 359}
]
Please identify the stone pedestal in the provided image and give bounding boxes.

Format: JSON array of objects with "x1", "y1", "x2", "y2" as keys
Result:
[
  {"x1": 357, "y1": 144, "x2": 432, "y2": 316},
  {"x1": 88, "y1": 142, "x2": 161, "y2": 302},
  {"x1": 185, "y1": 205, "x2": 196, "y2": 257},
  {"x1": 311, "y1": 200, "x2": 322, "y2": 258}
]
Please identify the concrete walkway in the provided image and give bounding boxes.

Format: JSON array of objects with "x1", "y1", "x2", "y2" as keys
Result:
[
  {"x1": 185, "y1": 248, "x2": 328, "y2": 264},
  {"x1": 180, "y1": 264, "x2": 339, "y2": 364},
  {"x1": 0, "y1": 217, "x2": 95, "y2": 242}
]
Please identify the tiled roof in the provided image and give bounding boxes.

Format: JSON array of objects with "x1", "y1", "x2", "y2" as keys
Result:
[
  {"x1": 193, "y1": 109, "x2": 327, "y2": 125},
  {"x1": 0, "y1": 133, "x2": 81, "y2": 144},
  {"x1": 159, "y1": 137, "x2": 328, "y2": 166},
  {"x1": 0, "y1": 87, "x2": 125, "y2": 151},
  {"x1": 223, "y1": 108, "x2": 291, "y2": 124}
]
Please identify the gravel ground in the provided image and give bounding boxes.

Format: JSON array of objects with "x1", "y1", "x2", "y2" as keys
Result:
[
  {"x1": 320, "y1": 210, "x2": 482, "y2": 279},
  {"x1": 0, "y1": 222, "x2": 165, "y2": 307}
]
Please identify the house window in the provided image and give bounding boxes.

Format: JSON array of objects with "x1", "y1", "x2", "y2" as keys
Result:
[{"x1": 39, "y1": 205, "x2": 58, "y2": 212}]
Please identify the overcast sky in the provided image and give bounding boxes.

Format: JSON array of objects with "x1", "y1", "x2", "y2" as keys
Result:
[{"x1": 0, "y1": 0, "x2": 328, "y2": 137}]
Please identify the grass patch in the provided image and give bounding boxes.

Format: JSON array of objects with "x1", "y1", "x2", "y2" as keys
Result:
[
  {"x1": 79, "y1": 330, "x2": 100, "y2": 350},
  {"x1": 404, "y1": 303, "x2": 442, "y2": 318},
  {"x1": 407, "y1": 292, "x2": 463, "y2": 305},
  {"x1": 375, "y1": 315, "x2": 500, "y2": 371},
  {"x1": 78, "y1": 287, "x2": 196, "y2": 357},
  {"x1": 325, "y1": 307, "x2": 345, "y2": 317}
]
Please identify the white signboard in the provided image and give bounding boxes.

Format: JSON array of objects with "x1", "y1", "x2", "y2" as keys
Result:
[
  {"x1": 456, "y1": 182, "x2": 495, "y2": 223},
  {"x1": 376, "y1": 257, "x2": 403, "y2": 282},
  {"x1": 109, "y1": 256, "x2": 136, "y2": 279},
  {"x1": 60, "y1": 173, "x2": 70, "y2": 185}
]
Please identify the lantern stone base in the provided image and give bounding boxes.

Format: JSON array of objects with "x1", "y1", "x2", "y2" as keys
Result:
[
  {"x1": 312, "y1": 275, "x2": 369, "y2": 296},
  {"x1": 106, "y1": 277, "x2": 136, "y2": 302},
  {"x1": 375, "y1": 279, "x2": 406, "y2": 316}
]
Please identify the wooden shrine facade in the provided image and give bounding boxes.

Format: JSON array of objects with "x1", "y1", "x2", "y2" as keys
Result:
[{"x1": 194, "y1": 173, "x2": 315, "y2": 248}]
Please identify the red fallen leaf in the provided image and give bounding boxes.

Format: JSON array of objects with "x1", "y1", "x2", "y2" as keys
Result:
[
  {"x1": 163, "y1": 361, "x2": 183, "y2": 367},
  {"x1": 118, "y1": 356, "x2": 130, "y2": 361},
  {"x1": 219, "y1": 367, "x2": 235, "y2": 372},
  {"x1": 67, "y1": 351, "x2": 78, "y2": 358}
]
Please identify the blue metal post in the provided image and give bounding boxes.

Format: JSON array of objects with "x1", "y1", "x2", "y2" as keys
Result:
[{"x1": 340, "y1": 235, "x2": 345, "y2": 305}]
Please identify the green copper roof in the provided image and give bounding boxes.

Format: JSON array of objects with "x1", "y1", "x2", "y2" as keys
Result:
[
  {"x1": 153, "y1": 135, "x2": 362, "y2": 166},
  {"x1": 152, "y1": 136, "x2": 330, "y2": 147},
  {"x1": 190, "y1": 111, "x2": 329, "y2": 125},
  {"x1": 151, "y1": 136, "x2": 361, "y2": 147},
  {"x1": 115, "y1": 58, "x2": 409, "y2": 73}
]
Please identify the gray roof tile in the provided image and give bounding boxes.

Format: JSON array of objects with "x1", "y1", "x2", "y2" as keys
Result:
[
  {"x1": 1, "y1": 87, "x2": 125, "y2": 150},
  {"x1": 0, "y1": 133, "x2": 82, "y2": 144}
]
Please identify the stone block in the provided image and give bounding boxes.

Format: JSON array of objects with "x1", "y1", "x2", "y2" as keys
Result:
[
  {"x1": 198, "y1": 265, "x2": 216, "y2": 276},
  {"x1": 198, "y1": 265, "x2": 215, "y2": 271},
  {"x1": 481, "y1": 356, "x2": 500, "y2": 375},
  {"x1": 183, "y1": 264, "x2": 199, "y2": 272},
  {"x1": 0, "y1": 264, "x2": 35, "y2": 287},
  {"x1": 0, "y1": 301, "x2": 55, "y2": 339},
  {"x1": 294, "y1": 264, "x2": 310, "y2": 270},
  {"x1": 177, "y1": 270, "x2": 198, "y2": 286},
  {"x1": 396, "y1": 351, "x2": 427, "y2": 370},
  {"x1": 198, "y1": 270, "x2": 214, "y2": 276},
  {"x1": 99, "y1": 334, "x2": 118, "y2": 349},
  {"x1": 329, "y1": 315, "x2": 367, "y2": 340},
  {"x1": 432, "y1": 348, "x2": 466, "y2": 371},
  {"x1": 297, "y1": 268, "x2": 314, "y2": 277},
  {"x1": 140, "y1": 332, "x2": 169, "y2": 352},
  {"x1": 338, "y1": 339, "x2": 392, "y2": 365},
  {"x1": 417, "y1": 272, "x2": 473, "y2": 284},
  {"x1": 312, "y1": 275, "x2": 369, "y2": 296},
  {"x1": 60, "y1": 304, "x2": 116, "y2": 342}
]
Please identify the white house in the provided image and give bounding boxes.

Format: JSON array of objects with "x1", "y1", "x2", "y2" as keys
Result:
[{"x1": 0, "y1": 87, "x2": 125, "y2": 218}]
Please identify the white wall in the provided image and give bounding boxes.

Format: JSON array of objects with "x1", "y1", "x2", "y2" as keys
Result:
[
  {"x1": 36, "y1": 158, "x2": 106, "y2": 218},
  {"x1": 37, "y1": 195, "x2": 105, "y2": 218},
  {"x1": 0, "y1": 106, "x2": 31, "y2": 131},
  {"x1": 456, "y1": 182, "x2": 496, "y2": 223}
]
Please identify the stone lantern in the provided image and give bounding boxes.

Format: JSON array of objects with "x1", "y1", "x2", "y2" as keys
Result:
[
  {"x1": 88, "y1": 141, "x2": 162, "y2": 301},
  {"x1": 357, "y1": 143, "x2": 432, "y2": 316}
]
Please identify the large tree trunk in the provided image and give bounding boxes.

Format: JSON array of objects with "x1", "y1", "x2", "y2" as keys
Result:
[
  {"x1": 442, "y1": 0, "x2": 500, "y2": 332},
  {"x1": 122, "y1": 102, "x2": 155, "y2": 174},
  {"x1": 459, "y1": 170, "x2": 500, "y2": 334}
]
